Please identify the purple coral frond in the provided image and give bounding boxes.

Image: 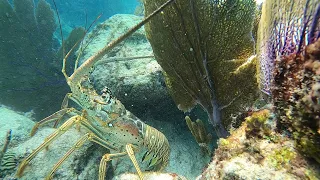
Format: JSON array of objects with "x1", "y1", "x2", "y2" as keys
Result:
[
  {"x1": 297, "y1": 0, "x2": 311, "y2": 54},
  {"x1": 308, "y1": 3, "x2": 320, "y2": 43}
]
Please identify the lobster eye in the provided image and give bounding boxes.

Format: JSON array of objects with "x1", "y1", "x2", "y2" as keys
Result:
[{"x1": 108, "y1": 123, "x2": 113, "y2": 127}]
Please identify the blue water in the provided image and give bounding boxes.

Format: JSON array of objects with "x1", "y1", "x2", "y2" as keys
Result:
[
  {"x1": 0, "y1": 0, "x2": 141, "y2": 120},
  {"x1": 47, "y1": 0, "x2": 139, "y2": 28},
  {"x1": 1, "y1": 0, "x2": 320, "y2": 180}
]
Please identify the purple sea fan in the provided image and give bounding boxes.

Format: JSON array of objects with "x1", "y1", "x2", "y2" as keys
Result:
[
  {"x1": 256, "y1": 0, "x2": 320, "y2": 96},
  {"x1": 262, "y1": 0, "x2": 320, "y2": 163}
]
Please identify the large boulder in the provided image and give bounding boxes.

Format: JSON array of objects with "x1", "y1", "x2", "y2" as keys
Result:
[{"x1": 79, "y1": 14, "x2": 183, "y2": 121}]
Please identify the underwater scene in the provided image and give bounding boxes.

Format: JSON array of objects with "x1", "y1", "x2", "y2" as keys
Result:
[{"x1": 0, "y1": 0, "x2": 319, "y2": 179}]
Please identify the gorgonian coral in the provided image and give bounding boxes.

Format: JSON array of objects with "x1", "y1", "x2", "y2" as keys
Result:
[
  {"x1": 258, "y1": 0, "x2": 320, "y2": 163},
  {"x1": 257, "y1": 0, "x2": 320, "y2": 95},
  {"x1": 273, "y1": 38, "x2": 320, "y2": 163},
  {"x1": 144, "y1": 0, "x2": 258, "y2": 137}
]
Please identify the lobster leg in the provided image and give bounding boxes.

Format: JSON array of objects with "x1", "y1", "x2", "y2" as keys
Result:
[
  {"x1": 126, "y1": 144, "x2": 143, "y2": 179},
  {"x1": 45, "y1": 132, "x2": 116, "y2": 180},
  {"x1": 45, "y1": 133, "x2": 91, "y2": 180},
  {"x1": 17, "y1": 113, "x2": 119, "y2": 178},
  {"x1": 16, "y1": 115, "x2": 81, "y2": 178},
  {"x1": 98, "y1": 144, "x2": 143, "y2": 180},
  {"x1": 61, "y1": 93, "x2": 72, "y2": 109},
  {"x1": 99, "y1": 151, "x2": 127, "y2": 180},
  {"x1": 51, "y1": 93, "x2": 73, "y2": 128},
  {"x1": 30, "y1": 108, "x2": 77, "y2": 136},
  {"x1": 52, "y1": 93, "x2": 84, "y2": 128}
]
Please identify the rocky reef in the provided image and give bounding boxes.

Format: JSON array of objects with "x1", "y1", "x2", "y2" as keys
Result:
[
  {"x1": 79, "y1": 14, "x2": 185, "y2": 122},
  {"x1": 0, "y1": 12, "x2": 209, "y2": 180},
  {"x1": 256, "y1": 0, "x2": 320, "y2": 164},
  {"x1": 198, "y1": 109, "x2": 320, "y2": 179},
  {"x1": 198, "y1": 0, "x2": 320, "y2": 179},
  {"x1": 273, "y1": 38, "x2": 320, "y2": 164},
  {"x1": 1, "y1": 0, "x2": 320, "y2": 179}
]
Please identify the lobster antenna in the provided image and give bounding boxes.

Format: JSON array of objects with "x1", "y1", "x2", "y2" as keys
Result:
[
  {"x1": 62, "y1": 12, "x2": 102, "y2": 74},
  {"x1": 85, "y1": 10, "x2": 88, "y2": 30},
  {"x1": 74, "y1": 13, "x2": 103, "y2": 71},
  {"x1": 52, "y1": 0, "x2": 65, "y2": 59},
  {"x1": 69, "y1": 0, "x2": 175, "y2": 82},
  {"x1": 86, "y1": 13, "x2": 102, "y2": 32}
]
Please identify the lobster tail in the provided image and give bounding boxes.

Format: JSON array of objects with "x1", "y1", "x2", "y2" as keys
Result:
[{"x1": 143, "y1": 125, "x2": 170, "y2": 171}]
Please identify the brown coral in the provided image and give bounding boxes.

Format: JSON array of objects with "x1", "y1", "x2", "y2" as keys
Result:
[
  {"x1": 273, "y1": 39, "x2": 320, "y2": 163},
  {"x1": 245, "y1": 109, "x2": 272, "y2": 138},
  {"x1": 185, "y1": 116, "x2": 212, "y2": 156}
]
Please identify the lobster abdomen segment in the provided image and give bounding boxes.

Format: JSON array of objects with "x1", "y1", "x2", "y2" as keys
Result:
[{"x1": 143, "y1": 125, "x2": 170, "y2": 171}]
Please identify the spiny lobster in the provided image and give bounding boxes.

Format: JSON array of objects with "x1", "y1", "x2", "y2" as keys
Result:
[{"x1": 15, "y1": 0, "x2": 174, "y2": 179}]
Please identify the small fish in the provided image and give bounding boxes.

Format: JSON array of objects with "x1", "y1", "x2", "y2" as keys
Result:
[
  {"x1": 0, "y1": 130, "x2": 16, "y2": 176},
  {"x1": 0, "y1": 152, "x2": 17, "y2": 171}
]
